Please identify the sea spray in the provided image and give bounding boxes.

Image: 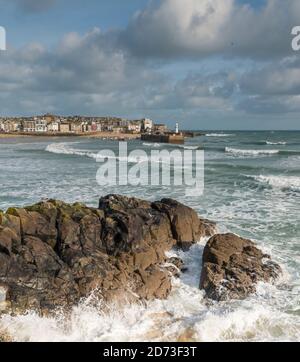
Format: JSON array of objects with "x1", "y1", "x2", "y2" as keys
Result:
[{"x1": 0, "y1": 239, "x2": 297, "y2": 342}]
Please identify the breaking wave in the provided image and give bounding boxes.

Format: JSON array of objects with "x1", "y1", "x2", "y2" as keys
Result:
[
  {"x1": 225, "y1": 147, "x2": 279, "y2": 156},
  {"x1": 0, "y1": 240, "x2": 297, "y2": 342},
  {"x1": 266, "y1": 141, "x2": 287, "y2": 145},
  {"x1": 46, "y1": 143, "x2": 98, "y2": 159},
  {"x1": 45, "y1": 142, "x2": 189, "y2": 164},
  {"x1": 45, "y1": 143, "x2": 147, "y2": 163},
  {"x1": 225, "y1": 147, "x2": 300, "y2": 157},
  {"x1": 142, "y1": 142, "x2": 201, "y2": 150},
  {"x1": 142, "y1": 142, "x2": 162, "y2": 148},
  {"x1": 248, "y1": 175, "x2": 300, "y2": 192},
  {"x1": 205, "y1": 133, "x2": 235, "y2": 137}
]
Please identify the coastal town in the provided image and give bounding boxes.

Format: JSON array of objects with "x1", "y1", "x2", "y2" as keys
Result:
[{"x1": 0, "y1": 114, "x2": 167, "y2": 136}]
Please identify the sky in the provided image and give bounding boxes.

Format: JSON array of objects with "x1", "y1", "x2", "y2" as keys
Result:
[{"x1": 0, "y1": 0, "x2": 300, "y2": 130}]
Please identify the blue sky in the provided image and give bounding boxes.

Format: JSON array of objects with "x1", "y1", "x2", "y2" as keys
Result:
[
  {"x1": 0, "y1": 0, "x2": 300, "y2": 130},
  {"x1": 2, "y1": 0, "x2": 149, "y2": 47}
]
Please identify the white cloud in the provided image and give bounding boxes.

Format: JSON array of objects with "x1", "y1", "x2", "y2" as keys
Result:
[
  {"x1": 123, "y1": 0, "x2": 298, "y2": 59},
  {"x1": 1, "y1": 0, "x2": 300, "y2": 128}
]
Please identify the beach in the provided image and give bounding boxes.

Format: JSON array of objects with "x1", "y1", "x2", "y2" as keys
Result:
[{"x1": 0, "y1": 132, "x2": 141, "y2": 140}]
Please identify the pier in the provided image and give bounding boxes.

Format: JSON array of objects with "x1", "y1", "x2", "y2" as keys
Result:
[{"x1": 141, "y1": 133, "x2": 185, "y2": 145}]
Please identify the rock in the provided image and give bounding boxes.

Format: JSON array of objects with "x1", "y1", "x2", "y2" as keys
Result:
[
  {"x1": 0, "y1": 195, "x2": 213, "y2": 314},
  {"x1": 200, "y1": 233, "x2": 282, "y2": 301},
  {"x1": 165, "y1": 257, "x2": 186, "y2": 277},
  {"x1": 167, "y1": 257, "x2": 184, "y2": 271},
  {"x1": 152, "y1": 199, "x2": 216, "y2": 248},
  {"x1": 0, "y1": 212, "x2": 21, "y2": 255},
  {"x1": 7, "y1": 202, "x2": 58, "y2": 248},
  {"x1": 199, "y1": 218, "x2": 218, "y2": 237}
]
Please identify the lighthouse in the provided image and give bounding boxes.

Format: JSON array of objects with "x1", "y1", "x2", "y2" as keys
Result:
[{"x1": 175, "y1": 122, "x2": 179, "y2": 134}]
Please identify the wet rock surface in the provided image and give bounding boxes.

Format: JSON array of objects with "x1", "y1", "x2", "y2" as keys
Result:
[
  {"x1": 200, "y1": 233, "x2": 282, "y2": 301},
  {"x1": 0, "y1": 196, "x2": 281, "y2": 314},
  {"x1": 0, "y1": 195, "x2": 216, "y2": 314}
]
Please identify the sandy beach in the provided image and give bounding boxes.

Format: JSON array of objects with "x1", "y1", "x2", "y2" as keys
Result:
[
  {"x1": 0, "y1": 133, "x2": 32, "y2": 138},
  {"x1": 80, "y1": 132, "x2": 140, "y2": 140},
  {"x1": 0, "y1": 132, "x2": 141, "y2": 140}
]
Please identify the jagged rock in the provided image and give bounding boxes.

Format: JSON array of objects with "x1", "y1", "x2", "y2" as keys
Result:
[
  {"x1": 165, "y1": 257, "x2": 187, "y2": 277},
  {"x1": 199, "y1": 219, "x2": 218, "y2": 238},
  {"x1": 0, "y1": 195, "x2": 214, "y2": 314},
  {"x1": 152, "y1": 198, "x2": 216, "y2": 247},
  {"x1": 200, "y1": 233, "x2": 282, "y2": 301}
]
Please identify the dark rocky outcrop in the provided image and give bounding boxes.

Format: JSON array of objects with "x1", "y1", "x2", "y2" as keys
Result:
[
  {"x1": 200, "y1": 233, "x2": 282, "y2": 301},
  {"x1": 1, "y1": 196, "x2": 282, "y2": 314},
  {"x1": 0, "y1": 195, "x2": 216, "y2": 314}
]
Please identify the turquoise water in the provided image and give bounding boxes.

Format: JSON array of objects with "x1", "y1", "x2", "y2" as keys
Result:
[{"x1": 0, "y1": 131, "x2": 299, "y2": 341}]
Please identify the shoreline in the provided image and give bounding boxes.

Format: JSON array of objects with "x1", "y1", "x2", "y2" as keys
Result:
[{"x1": 0, "y1": 132, "x2": 141, "y2": 140}]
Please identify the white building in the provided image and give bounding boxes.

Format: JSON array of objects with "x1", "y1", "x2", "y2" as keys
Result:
[
  {"x1": 35, "y1": 119, "x2": 48, "y2": 132},
  {"x1": 48, "y1": 122, "x2": 60, "y2": 132},
  {"x1": 142, "y1": 118, "x2": 153, "y2": 132},
  {"x1": 128, "y1": 121, "x2": 142, "y2": 133}
]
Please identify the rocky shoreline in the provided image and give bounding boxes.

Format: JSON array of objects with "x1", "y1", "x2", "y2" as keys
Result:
[{"x1": 0, "y1": 195, "x2": 281, "y2": 316}]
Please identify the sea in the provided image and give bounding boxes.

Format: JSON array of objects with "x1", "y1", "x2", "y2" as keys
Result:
[{"x1": 0, "y1": 131, "x2": 299, "y2": 342}]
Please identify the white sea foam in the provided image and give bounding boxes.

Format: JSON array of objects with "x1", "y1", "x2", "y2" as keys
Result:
[
  {"x1": 45, "y1": 143, "x2": 149, "y2": 163},
  {"x1": 46, "y1": 143, "x2": 98, "y2": 159},
  {"x1": 174, "y1": 144, "x2": 201, "y2": 150},
  {"x1": 45, "y1": 142, "x2": 197, "y2": 164},
  {"x1": 206, "y1": 133, "x2": 235, "y2": 137},
  {"x1": 249, "y1": 175, "x2": 300, "y2": 192},
  {"x1": 225, "y1": 147, "x2": 279, "y2": 156},
  {"x1": 1, "y1": 238, "x2": 298, "y2": 342},
  {"x1": 143, "y1": 142, "x2": 200, "y2": 150},
  {"x1": 266, "y1": 141, "x2": 287, "y2": 145},
  {"x1": 142, "y1": 142, "x2": 162, "y2": 148}
]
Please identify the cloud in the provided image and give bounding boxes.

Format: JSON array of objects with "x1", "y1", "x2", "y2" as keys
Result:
[
  {"x1": 0, "y1": 29, "x2": 172, "y2": 116},
  {"x1": 240, "y1": 57, "x2": 300, "y2": 96},
  {"x1": 0, "y1": 0, "x2": 300, "y2": 128},
  {"x1": 123, "y1": 0, "x2": 299, "y2": 59},
  {"x1": 0, "y1": 27, "x2": 238, "y2": 121},
  {"x1": 236, "y1": 56, "x2": 300, "y2": 114},
  {"x1": 1, "y1": 25, "x2": 299, "y2": 121}
]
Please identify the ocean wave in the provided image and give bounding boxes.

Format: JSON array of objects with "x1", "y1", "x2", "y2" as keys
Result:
[
  {"x1": 242, "y1": 141, "x2": 287, "y2": 146},
  {"x1": 266, "y1": 141, "x2": 287, "y2": 145},
  {"x1": 143, "y1": 142, "x2": 201, "y2": 150},
  {"x1": 46, "y1": 143, "x2": 98, "y2": 159},
  {"x1": 142, "y1": 142, "x2": 162, "y2": 148},
  {"x1": 46, "y1": 143, "x2": 150, "y2": 163},
  {"x1": 205, "y1": 133, "x2": 235, "y2": 137},
  {"x1": 225, "y1": 147, "x2": 279, "y2": 156},
  {"x1": 248, "y1": 175, "x2": 300, "y2": 192},
  {"x1": 169, "y1": 144, "x2": 201, "y2": 150},
  {"x1": 45, "y1": 142, "x2": 190, "y2": 164}
]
